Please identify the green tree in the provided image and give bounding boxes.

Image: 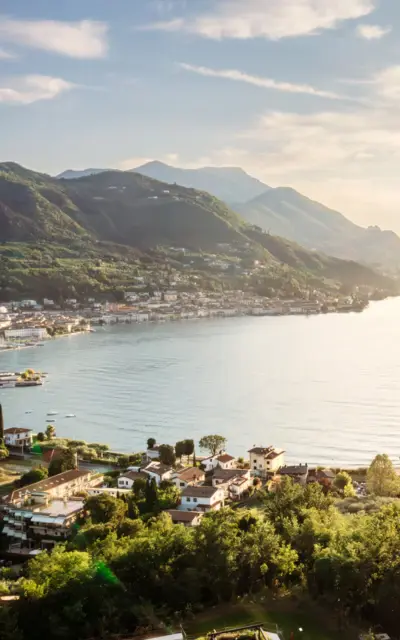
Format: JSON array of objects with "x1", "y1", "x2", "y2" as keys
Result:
[
  {"x1": 183, "y1": 439, "x2": 194, "y2": 457},
  {"x1": 175, "y1": 440, "x2": 185, "y2": 460},
  {"x1": 199, "y1": 434, "x2": 227, "y2": 456},
  {"x1": 0, "y1": 446, "x2": 9, "y2": 460},
  {"x1": 133, "y1": 477, "x2": 147, "y2": 499},
  {"x1": 84, "y1": 494, "x2": 127, "y2": 524},
  {"x1": 333, "y1": 471, "x2": 355, "y2": 496},
  {"x1": 158, "y1": 444, "x2": 176, "y2": 467},
  {"x1": 19, "y1": 466, "x2": 48, "y2": 488},
  {"x1": 48, "y1": 448, "x2": 76, "y2": 476},
  {"x1": 147, "y1": 437, "x2": 156, "y2": 450},
  {"x1": 36, "y1": 432, "x2": 45, "y2": 442},
  {"x1": 367, "y1": 454, "x2": 400, "y2": 496},
  {"x1": 45, "y1": 424, "x2": 56, "y2": 440},
  {"x1": 145, "y1": 477, "x2": 159, "y2": 513}
]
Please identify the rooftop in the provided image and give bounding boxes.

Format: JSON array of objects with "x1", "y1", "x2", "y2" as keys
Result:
[
  {"x1": 4, "y1": 468, "x2": 91, "y2": 504},
  {"x1": 119, "y1": 471, "x2": 148, "y2": 481},
  {"x1": 176, "y1": 467, "x2": 205, "y2": 482},
  {"x1": 167, "y1": 509, "x2": 203, "y2": 522},
  {"x1": 145, "y1": 462, "x2": 173, "y2": 476},
  {"x1": 4, "y1": 428, "x2": 32, "y2": 434},
  {"x1": 181, "y1": 485, "x2": 220, "y2": 498},
  {"x1": 248, "y1": 446, "x2": 274, "y2": 455},
  {"x1": 213, "y1": 468, "x2": 248, "y2": 481},
  {"x1": 216, "y1": 454, "x2": 235, "y2": 463},
  {"x1": 279, "y1": 464, "x2": 309, "y2": 476}
]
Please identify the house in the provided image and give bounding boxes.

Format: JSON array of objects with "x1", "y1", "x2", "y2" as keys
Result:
[
  {"x1": 307, "y1": 468, "x2": 335, "y2": 485},
  {"x1": 1, "y1": 469, "x2": 101, "y2": 506},
  {"x1": 143, "y1": 462, "x2": 174, "y2": 486},
  {"x1": 179, "y1": 485, "x2": 224, "y2": 512},
  {"x1": 202, "y1": 452, "x2": 236, "y2": 472},
  {"x1": 4, "y1": 428, "x2": 33, "y2": 448},
  {"x1": 164, "y1": 291, "x2": 178, "y2": 303},
  {"x1": 279, "y1": 464, "x2": 309, "y2": 485},
  {"x1": 166, "y1": 509, "x2": 204, "y2": 527},
  {"x1": 117, "y1": 470, "x2": 148, "y2": 489},
  {"x1": 212, "y1": 468, "x2": 250, "y2": 498},
  {"x1": 2, "y1": 497, "x2": 85, "y2": 556},
  {"x1": 87, "y1": 487, "x2": 132, "y2": 498},
  {"x1": 248, "y1": 446, "x2": 285, "y2": 477},
  {"x1": 145, "y1": 444, "x2": 160, "y2": 461},
  {"x1": 173, "y1": 467, "x2": 205, "y2": 489},
  {"x1": 4, "y1": 327, "x2": 48, "y2": 340}
]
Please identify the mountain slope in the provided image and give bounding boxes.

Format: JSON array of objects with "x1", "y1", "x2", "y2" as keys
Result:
[
  {"x1": 131, "y1": 161, "x2": 270, "y2": 204},
  {"x1": 237, "y1": 187, "x2": 400, "y2": 267},
  {"x1": 0, "y1": 163, "x2": 396, "y2": 293},
  {"x1": 56, "y1": 168, "x2": 110, "y2": 179}
]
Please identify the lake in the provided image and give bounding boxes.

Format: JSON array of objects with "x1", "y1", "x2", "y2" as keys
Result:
[{"x1": 1, "y1": 297, "x2": 400, "y2": 467}]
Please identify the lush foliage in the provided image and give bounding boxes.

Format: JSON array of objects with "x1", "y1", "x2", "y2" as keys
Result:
[
  {"x1": 366, "y1": 454, "x2": 400, "y2": 496},
  {"x1": 158, "y1": 444, "x2": 176, "y2": 467},
  {"x1": 48, "y1": 448, "x2": 76, "y2": 476},
  {"x1": 18, "y1": 466, "x2": 48, "y2": 488},
  {"x1": 199, "y1": 434, "x2": 227, "y2": 456}
]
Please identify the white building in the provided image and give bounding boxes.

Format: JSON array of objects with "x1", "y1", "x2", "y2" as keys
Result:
[
  {"x1": 87, "y1": 487, "x2": 132, "y2": 498},
  {"x1": 248, "y1": 446, "x2": 285, "y2": 477},
  {"x1": 164, "y1": 291, "x2": 178, "y2": 303},
  {"x1": 172, "y1": 467, "x2": 205, "y2": 489},
  {"x1": 167, "y1": 510, "x2": 204, "y2": 527},
  {"x1": 3, "y1": 469, "x2": 101, "y2": 506},
  {"x1": 117, "y1": 470, "x2": 148, "y2": 489},
  {"x1": 143, "y1": 462, "x2": 174, "y2": 486},
  {"x1": 4, "y1": 428, "x2": 32, "y2": 448},
  {"x1": 179, "y1": 486, "x2": 224, "y2": 512},
  {"x1": 202, "y1": 452, "x2": 236, "y2": 473},
  {"x1": 146, "y1": 445, "x2": 160, "y2": 461},
  {"x1": 4, "y1": 327, "x2": 48, "y2": 340}
]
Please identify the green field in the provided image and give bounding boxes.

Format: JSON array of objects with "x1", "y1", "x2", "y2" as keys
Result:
[{"x1": 184, "y1": 598, "x2": 355, "y2": 640}]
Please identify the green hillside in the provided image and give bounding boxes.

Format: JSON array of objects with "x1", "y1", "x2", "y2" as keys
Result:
[{"x1": 0, "y1": 163, "x2": 397, "y2": 300}]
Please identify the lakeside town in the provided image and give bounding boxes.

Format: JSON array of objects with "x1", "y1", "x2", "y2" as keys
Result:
[{"x1": 0, "y1": 285, "x2": 375, "y2": 350}]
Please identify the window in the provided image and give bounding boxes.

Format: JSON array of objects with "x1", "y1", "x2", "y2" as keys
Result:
[
  {"x1": 186, "y1": 497, "x2": 191, "y2": 502},
  {"x1": 180, "y1": 482, "x2": 185, "y2": 487},
  {"x1": 193, "y1": 498, "x2": 197, "y2": 503}
]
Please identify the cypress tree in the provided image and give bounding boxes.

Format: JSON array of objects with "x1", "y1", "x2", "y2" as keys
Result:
[{"x1": 0, "y1": 404, "x2": 4, "y2": 444}]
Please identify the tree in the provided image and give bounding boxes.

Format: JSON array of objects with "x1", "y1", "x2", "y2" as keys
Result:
[
  {"x1": 36, "y1": 432, "x2": 45, "y2": 442},
  {"x1": 147, "y1": 437, "x2": 156, "y2": 450},
  {"x1": 158, "y1": 444, "x2": 176, "y2": 467},
  {"x1": 48, "y1": 448, "x2": 76, "y2": 476},
  {"x1": 0, "y1": 446, "x2": 9, "y2": 460},
  {"x1": 183, "y1": 439, "x2": 194, "y2": 457},
  {"x1": 199, "y1": 434, "x2": 227, "y2": 456},
  {"x1": 84, "y1": 494, "x2": 127, "y2": 524},
  {"x1": 367, "y1": 454, "x2": 400, "y2": 496},
  {"x1": 45, "y1": 424, "x2": 56, "y2": 440},
  {"x1": 333, "y1": 471, "x2": 355, "y2": 496},
  {"x1": 19, "y1": 466, "x2": 48, "y2": 487},
  {"x1": 175, "y1": 440, "x2": 185, "y2": 460},
  {"x1": 145, "y1": 477, "x2": 159, "y2": 513},
  {"x1": 133, "y1": 477, "x2": 147, "y2": 499}
]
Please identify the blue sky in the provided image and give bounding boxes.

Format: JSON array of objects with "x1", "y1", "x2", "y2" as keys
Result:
[{"x1": 1, "y1": 0, "x2": 400, "y2": 229}]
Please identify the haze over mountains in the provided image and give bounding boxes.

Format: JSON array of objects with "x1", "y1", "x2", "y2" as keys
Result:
[{"x1": 56, "y1": 161, "x2": 400, "y2": 268}]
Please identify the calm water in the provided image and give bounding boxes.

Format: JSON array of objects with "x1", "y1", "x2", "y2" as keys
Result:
[{"x1": 1, "y1": 298, "x2": 400, "y2": 467}]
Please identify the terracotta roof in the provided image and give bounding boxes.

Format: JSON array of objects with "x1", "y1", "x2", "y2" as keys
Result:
[
  {"x1": 279, "y1": 464, "x2": 308, "y2": 476},
  {"x1": 177, "y1": 467, "x2": 205, "y2": 482},
  {"x1": 248, "y1": 446, "x2": 273, "y2": 455},
  {"x1": 266, "y1": 450, "x2": 285, "y2": 460},
  {"x1": 119, "y1": 471, "x2": 147, "y2": 481},
  {"x1": 167, "y1": 509, "x2": 203, "y2": 523},
  {"x1": 216, "y1": 454, "x2": 235, "y2": 463},
  {"x1": 181, "y1": 485, "x2": 221, "y2": 498},
  {"x1": 4, "y1": 428, "x2": 32, "y2": 434},
  {"x1": 144, "y1": 463, "x2": 172, "y2": 477},
  {"x1": 3, "y1": 469, "x2": 91, "y2": 504},
  {"x1": 213, "y1": 468, "x2": 248, "y2": 481}
]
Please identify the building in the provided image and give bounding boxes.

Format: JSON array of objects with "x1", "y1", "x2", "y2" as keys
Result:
[
  {"x1": 87, "y1": 487, "x2": 132, "y2": 498},
  {"x1": 202, "y1": 452, "x2": 236, "y2": 473},
  {"x1": 166, "y1": 509, "x2": 204, "y2": 527},
  {"x1": 2, "y1": 469, "x2": 101, "y2": 506},
  {"x1": 117, "y1": 470, "x2": 148, "y2": 489},
  {"x1": 4, "y1": 428, "x2": 32, "y2": 449},
  {"x1": 279, "y1": 464, "x2": 309, "y2": 485},
  {"x1": 4, "y1": 327, "x2": 48, "y2": 340},
  {"x1": 248, "y1": 446, "x2": 285, "y2": 477},
  {"x1": 179, "y1": 485, "x2": 224, "y2": 512},
  {"x1": 2, "y1": 497, "x2": 85, "y2": 555},
  {"x1": 173, "y1": 467, "x2": 205, "y2": 489},
  {"x1": 164, "y1": 291, "x2": 178, "y2": 303},
  {"x1": 143, "y1": 462, "x2": 174, "y2": 486},
  {"x1": 211, "y1": 468, "x2": 250, "y2": 498},
  {"x1": 145, "y1": 444, "x2": 161, "y2": 461}
]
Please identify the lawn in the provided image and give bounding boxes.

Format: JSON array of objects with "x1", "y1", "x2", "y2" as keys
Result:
[{"x1": 183, "y1": 596, "x2": 355, "y2": 640}]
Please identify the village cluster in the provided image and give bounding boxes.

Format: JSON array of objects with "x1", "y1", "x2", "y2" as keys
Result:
[{"x1": 0, "y1": 432, "x2": 325, "y2": 556}]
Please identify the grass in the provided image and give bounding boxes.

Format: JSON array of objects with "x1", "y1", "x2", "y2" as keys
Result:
[{"x1": 184, "y1": 595, "x2": 355, "y2": 640}]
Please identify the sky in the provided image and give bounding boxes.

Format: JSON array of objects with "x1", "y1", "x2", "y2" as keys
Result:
[{"x1": 1, "y1": 0, "x2": 400, "y2": 230}]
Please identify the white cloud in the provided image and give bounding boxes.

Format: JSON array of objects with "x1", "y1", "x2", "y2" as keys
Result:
[
  {"x1": 0, "y1": 18, "x2": 108, "y2": 58},
  {"x1": 0, "y1": 75, "x2": 75, "y2": 105},
  {"x1": 356, "y1": 24, "x2": 391, "y2": 39},
  {"x1": 179, "y1": 62, "x2": 348, "y2": 100},
  {"x1": 0, "y1": 47, "x2": 15, "y2": 59},
  {"x1": 144, "y1": 0, "x2": 376, "y2": 40},
  {"x1": 374, "y1": 66, "x2": 400, "y2": 101}
]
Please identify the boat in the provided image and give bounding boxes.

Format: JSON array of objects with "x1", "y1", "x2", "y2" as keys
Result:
[
  {"x1": 46, "y1": 418, "x2": 56, "y2": 422},
  {"x1": 0, "y1": 381, "x2": 16, "y2": 389},
  {"x1": 47, "y1": 411, "x2": 58, "y2": 416},
  {"x1": 65, "y1": 414, "x2": 76, "y2": 418},
  {"x1": 15, "y1": 380, "x2": 43, "y2": 387},
  {"x1": 25, "y1": 410, "x2": 33, "y2": 414}
]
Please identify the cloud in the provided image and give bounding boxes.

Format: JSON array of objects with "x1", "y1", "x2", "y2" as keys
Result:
[
  {"x1": 144, "y1": 0, "x2": 376, "y2": 40},
  {"x1": 0, "y1": 18, "x2": 108, "y2": 58},
  {"x1": 0, "y1": 47, "x2": 15, "y2": 59},
  {"x1": 0, "y1": 75, "x2": 75, "y2": 105},
  {"x1": 356, "y1": 24, "x2": 391, "y2": 39},
  {"x1": 374, "y1": 66, "x2": 400, "y2": 101},
  {"x1": 179, "y1": 62, "x2": 349, "y2": 100}
]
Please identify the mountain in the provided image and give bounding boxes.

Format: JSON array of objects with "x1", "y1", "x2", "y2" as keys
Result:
[
  {"x1": 0, "y1": 162, "x2": 396, "y2": 297},
  {"x1": 57, "y1": 168, "x2": 110, "y2": 180},
  {"x1": 131, "y1": 161, "x2": 270, "y2": 204},
  {"x1": 236, "y1": 187, "x2": 400, "y2": 268}
]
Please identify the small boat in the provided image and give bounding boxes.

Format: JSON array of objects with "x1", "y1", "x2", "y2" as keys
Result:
[
  {"x1": 65, "y1": 414, "x2": 76, "y2": 418},
  {"x1": 25, "y1": 410, "x2": 33, "y2": 414},
  {"x1": 46, "y1": 418, "x2": 56, "y2": 422},
  {"x1": 47, "y1": 411, "x2": 58, "y2": 416},
  {"x1": 0, "y1": 381, "x2": 16, "y2": 389}
]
